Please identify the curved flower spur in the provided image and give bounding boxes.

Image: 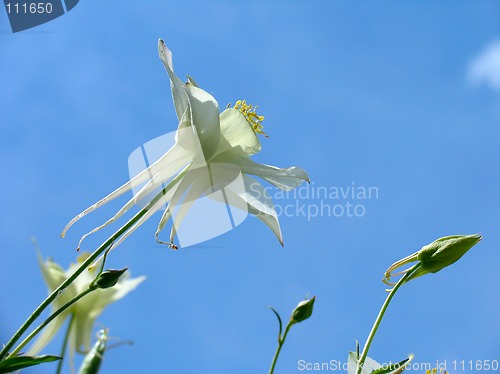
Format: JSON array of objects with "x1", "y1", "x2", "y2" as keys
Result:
[{"x1": 61, "y1": 39, "x2": 309, "y2": 250}]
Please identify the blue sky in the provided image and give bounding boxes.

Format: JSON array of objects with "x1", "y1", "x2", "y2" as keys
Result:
[{"x1": 1, "y1": 1, "x2": 499, "y2": 373}]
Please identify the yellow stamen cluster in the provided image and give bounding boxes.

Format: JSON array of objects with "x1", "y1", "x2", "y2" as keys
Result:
[
  {"x1": 426, "y1": 369, "x2": 448, "y2": 374},
  {"x1": 233, "y1": 100, "x2": 268, "y2": 137},
  {"x1": 77, "y1": 252, "x2": 91, "y2": 263}
]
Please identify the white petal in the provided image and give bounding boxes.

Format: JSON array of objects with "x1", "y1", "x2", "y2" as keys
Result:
[
  {"x1": 67, "y1": 322, "x2": 77, "y2": 373},
  {"x1": 26, "y1": 312, "x2": 70, "y2": 355},
  {"x1": 140, "y1": 139, "x2": 194, "y2": 182},
  {"x1": 158, "y1": 38, "x2": 189, "y2": 121},
  {"x1": 109, "y1": 275, "x2": 146, "y2": 302},
  {"x1": 212, "y1": 152, "x2": 309, "y2": 191},
  {"x1": 73, "y1": 313, "x2": 96, "y2": 354},
  {"x1": 73, "y1": 275, "x2": 144, "y2": 332},
  {"x1": 215, "y1": 108, "x2": 261, "y2": 157},
  {"x1": 165, "y1": 162, "x2": 248, "y2": 245},
  {"x1": 225, "y1": 175, "x2": 283, "y2": 245},
  {"x1": 185, "y1": 83, "x2": 221, "y2": 161},
  {"x1": 71, "y1": 274, "x2": 141, "y2": 357},
  {"x1": 347, "y1": 352, "x2": 382, "y2": 374},
  {"x1": 36, "y1": 250, "x2": 79, "y2": 308},
  {"x1": 347, "y1": 352, "x2": 358, "y2": 374},
  {"x1": 175, "y1": 111, "x2": 207, "y2": 164},
  {"x1": 36, "y1": 250, "x2": 66, "y2": 292},
  {"x1": 250, "y1": 206, "x2": 283, "y2": 246},
  {"x1": 71, "y1": 274, "x2": 142, "y2": 354},
  {"x1": 164, "y1": 165, "x2": 214, "y2": 242}
]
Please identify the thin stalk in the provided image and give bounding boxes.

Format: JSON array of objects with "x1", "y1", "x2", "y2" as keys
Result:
[
  {"x1": 10, "y1": 287, "x2": 95, "y2": 357},
  {"x1": 269, "y1": 321, "x2": 294, "y2": 374},
  {"x1": 55, "y1": 315, "x2": 75, "y2": 374},
  {"x1": 356, "y1": 263, "x2": 422, "y2": 374},
  {"x1": 0, "y1": 184, "x2": 169, "y2": 361}
]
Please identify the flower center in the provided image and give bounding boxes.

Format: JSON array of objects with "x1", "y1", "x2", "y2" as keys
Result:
[
  {"x1": 234, "y1": 100, "x2": 268, "y2": 137},
  {"x1": 77, "y1": 252, "x2": 91, "y2": 263}
]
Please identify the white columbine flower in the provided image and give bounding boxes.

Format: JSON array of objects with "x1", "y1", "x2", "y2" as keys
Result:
[
  {"x1": 61, "y1": 38, "x2": 309, "y2": 249},
  {"x1": 28, "y1": 250, "x2": 145, "y2": 365}
]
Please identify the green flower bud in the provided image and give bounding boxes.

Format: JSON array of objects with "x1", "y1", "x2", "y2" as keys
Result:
[
  {"x1": 91, "y1": 268, "x2": 128, "y2": 289},
  {"x1": 417, "y1": 234, "x2": 481, "y2": 272},
  {"x1": 291, "y1": 296, "x2": 316, "y2": 323},
  {"x1": 384, "y1": 234, "x2": 482, "y2": 285}
]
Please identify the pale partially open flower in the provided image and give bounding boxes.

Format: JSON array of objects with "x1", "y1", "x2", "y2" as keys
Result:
[
  {"x1": 28, "y1": 250, "x2": 145, "y2": 365},
  {"x1": 61, "y1": 38, "x2": 309, "y2": 249}
]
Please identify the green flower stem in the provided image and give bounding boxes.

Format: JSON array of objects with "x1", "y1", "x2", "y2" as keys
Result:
[
  {"x1": 356, "y1": 263, "x2": 422, "y2": 374},
  {"x1": 0, "y1": 174, "x2": 181, "y2": 362},
  {"x1": 10, "y1": 287, "x2": 95, "y2": 357},
  {"x1": 55, "y1": 314, "x2": 75, "y2": 374},
  {"x1": 269, "y1": 321, "x2": 295, "y2": 374}
]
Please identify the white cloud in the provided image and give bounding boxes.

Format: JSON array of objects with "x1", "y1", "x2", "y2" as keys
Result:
[{"x1": 468, "y1": 39, "x2": 500, "y2": 91}]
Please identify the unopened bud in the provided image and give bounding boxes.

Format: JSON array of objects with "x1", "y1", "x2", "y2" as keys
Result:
[
  {"x1": 91, "y1": 268, "x2": 127, "y2": 289},
  {"x1": 417, "y1": 234, "x2": 481, "y2": 273},
  {"x1": 291, "y1": 296, "x2": 316, "y2": 323},
  {"x1": 384, "y1": 234, "x2": 482, "y2": 285}
]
